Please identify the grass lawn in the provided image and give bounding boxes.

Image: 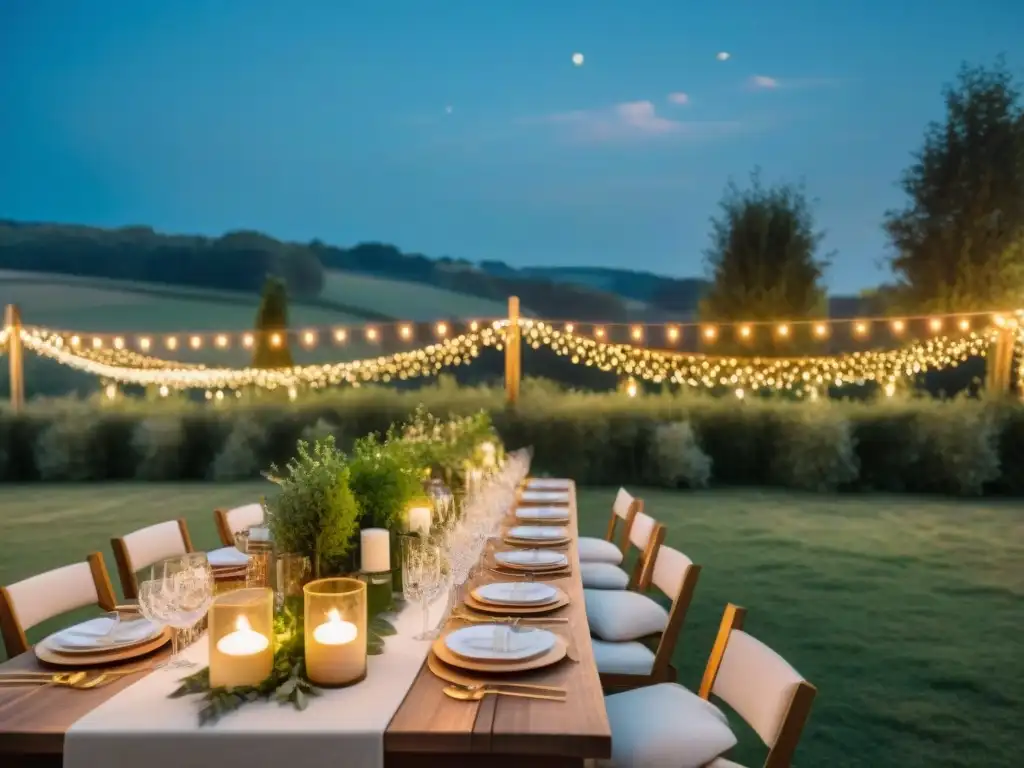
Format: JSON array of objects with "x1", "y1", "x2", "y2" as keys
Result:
[
  {"x1": 321, "y1": 270, "x2": 510, "y2": 321},
  {"x1": 0, "y1": 485, "x2": 1020, "y2": 767}
]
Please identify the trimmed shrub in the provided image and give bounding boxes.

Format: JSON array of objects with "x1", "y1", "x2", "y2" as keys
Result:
[
  {"x1": 649, "y1": 421, "x2": 712, "y2": 489},
  {"x1": 0, "y1": 383, "x2": 1022, "y2": 495},
  {"x1": 132, "y1": 417, "x2": 187, "y2": 480},
  {"x1": 769, "y1": 404, "x2": 859, "y2": 492},
  {"x1": 209, "y1": 418, "x2": 267, "y2": 481}
]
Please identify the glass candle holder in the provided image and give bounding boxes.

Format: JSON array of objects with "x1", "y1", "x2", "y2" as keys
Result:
[
  {"x1": 304, "y1": 578, "x2": 367, "y2": 688},
  {"x1": 208, "y1": 587, "x2": 274, "y2": 689}
]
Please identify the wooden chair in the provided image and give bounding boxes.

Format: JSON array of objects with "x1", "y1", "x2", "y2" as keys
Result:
[
  {"x1": 585, "y1": 543, "x2": 701, "y2": 691},
  {"x1": 111, "y1": 519, "x2": 194, "y2": 600},
  {"x1": 577, "y1": 488, "x2": 640, "y2": 565},
  {"x1": 580, "y1": 510, "x2": 664, "y2": 591},
  {"x1": 214, "y1": 501, "x2": 265, "y2": 547},
  {"x1": 601, "y1": 604, "x2": 817, "y2": 768},
  {"x1": 0, "y1": 552, "x2": 117, "y2": 657}
]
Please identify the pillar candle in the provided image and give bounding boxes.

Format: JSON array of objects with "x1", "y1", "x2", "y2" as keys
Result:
[
  {"x1": 305, "y1": 608, "x2": 363, "y2": 686},
  {"x1": 407, "y1": 506, "x2": 431, "y2": 536},
  {"x1": 210, "y1": 615, "x2": 272, "y2": 688},
  {"x1": 360, "y1": 528, "x2": 390, "y2": 573}
]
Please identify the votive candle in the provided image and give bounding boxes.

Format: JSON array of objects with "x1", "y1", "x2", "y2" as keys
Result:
[
  {"x1": 407, "y1": 506, "x2": 431, "y2": 536},
  {"x1": 360, "y1": 528, "x2": 390, "y2": 573}
]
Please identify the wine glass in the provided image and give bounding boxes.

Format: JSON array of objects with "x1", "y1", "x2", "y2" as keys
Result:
[
  {"x1": 157, "y1": 554, "x2": 214, "y2": 667},
  {"x1": 138, "y1": 579, "x2": 176, "y2": 669},
  {"x1": 402, "y1": 539, "x2": 445, "y2": 641}
]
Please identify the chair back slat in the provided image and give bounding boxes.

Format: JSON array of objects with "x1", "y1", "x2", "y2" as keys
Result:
[
  {"x1": 122, "y1": 520, "x2": 188, "y2": 571},
  {"x1": 5, "y1": 562, "x2": 100, "y2": 631},
  {"x1": 612, "y1": 488, "x2": 634, "y2": 521},
  {"x1": 216, "y1": 503, "x2": 264, "y2": 546},
  {"x1": 628, "y1": 511, "x2": 657, "y2": 551},
  {"x1": 0, "y1": 552, "x2": 116, "y2": 656},
  {"x1": 112, "y1": 519, "x2": 192, "y2": 599},
  {"x1": 650, "y1": 545, "x2": 693, "y2": 599},
  {"x1": 713, "y1": 629, "x2": 808, "y2": 748}
]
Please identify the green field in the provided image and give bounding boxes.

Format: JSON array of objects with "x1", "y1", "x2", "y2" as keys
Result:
[
  {"x1": 321, "y1": 270, "x2": 509, "y2": 321},
  {"x1": 0, "y1": 485, "x2": 1019, "y2": 767}
]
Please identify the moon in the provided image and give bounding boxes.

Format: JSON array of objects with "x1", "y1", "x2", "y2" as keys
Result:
[
  {"x1": 716, "y1": 51, "x2": 730, "y2": 61},
  {"x1": 572, "y1": 52, "x2": 584, "y2": 66}
]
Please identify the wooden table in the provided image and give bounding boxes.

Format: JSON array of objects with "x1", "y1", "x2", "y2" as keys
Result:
[
  {"x1": 0, "y1": 481, "x2": 610, "y2": 768},
  {"x1": 385, "y1": 481, "x2": 611, "y2": 767}
]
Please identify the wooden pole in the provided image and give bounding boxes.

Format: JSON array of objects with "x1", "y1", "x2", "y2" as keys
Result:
[
  {"x1": 985, "y1": 327, "x2": 1015, "y2": 397},
  {"x1": 4, "y1": 304, "x2": 25, "y2": 413},
  {"x1": 504, "y1": 296, "x2": 521, "y2": 406}
]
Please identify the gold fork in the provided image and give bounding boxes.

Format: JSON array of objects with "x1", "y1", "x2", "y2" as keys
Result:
[{"x1": 0, "y1": 673, "x2": 115, "y2": 689}]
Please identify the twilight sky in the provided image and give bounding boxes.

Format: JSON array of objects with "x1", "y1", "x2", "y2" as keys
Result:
[{"x1": 2, "y1": 0, "x2": 1023, "y2": 293}]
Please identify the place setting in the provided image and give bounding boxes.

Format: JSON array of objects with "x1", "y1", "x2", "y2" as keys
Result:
[
  {"x1": 503, "y1": 524, "x2": 571, "y2": 548},
  {"x1": 207, "y1": 545, "x2": 251, "y2": 584},
  {"x1": 514, "y1": 504, "x2": 570, "y2": 524},
  {"x1": 518, "y1": 488, "x2": 571, "y2": 506},
  {"x1": 490, "y1": 548, "x2": 571, "y2": 578}
]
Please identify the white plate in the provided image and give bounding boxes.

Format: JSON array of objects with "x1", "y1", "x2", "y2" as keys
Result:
[
  {"x1": 248, "y1": 526, "x2": 271, "y2": 542},
  {"x1": 475, "y1": 582, "x2": 558, "y2": 606},
  {"x1": 48, "y1": 617, "x2": 161, "y2": 652},
  {"x1": 516, "y1": 506, "x2": 570, "y2": 521},
  {"x1": 527, "y1": 478, "x2": 570, "y2": 489},
  {"x1": 520, "y1": 491, "x2": 570, "y2": 504},
  {"x1": 508, "y1": 526, "x2": 569, "y2": 541},
  {"x1": 208, "y1": 546, "x2": 251, "y2": 567},
  {"x1": 495, "y1": 549, "x2": 568, "y2": 568},
  {"x1": 445, "y1": 625, "x2": 556, "y2": 662}
]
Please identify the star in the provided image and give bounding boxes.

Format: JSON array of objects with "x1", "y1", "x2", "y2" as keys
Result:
[
  {"x1": 572, "y1": 52, "x2": 584, "y2": 66},
  {"x1": 716, "y1": 51, "x2": 730, "y2": 61}
]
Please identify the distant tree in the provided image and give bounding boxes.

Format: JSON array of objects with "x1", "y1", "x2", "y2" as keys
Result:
[
  {"x1": 883, "y1": 59, "x2": 1024, "y2": 313},
  {"x1": 701, "y1": 171, "x2": 830, "y2": 352},
  {"x1": 251, "y1": 277, "x2": 294, "y2": 369}
]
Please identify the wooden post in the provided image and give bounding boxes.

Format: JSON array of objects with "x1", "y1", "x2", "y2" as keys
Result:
[
  {"x1": 4, "y1": 304, "x2": 25, "y2": 413},
  {"x1": 986, "y1": 327, "x2": 1015, "y2": 396},
  {"x1": 504, "y1": 296, "x2": 521, "y2": 406}
]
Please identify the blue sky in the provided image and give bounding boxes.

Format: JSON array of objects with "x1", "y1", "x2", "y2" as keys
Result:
[{"x1": 2, "y1": 0, "x2": 1023, "y2": 293}]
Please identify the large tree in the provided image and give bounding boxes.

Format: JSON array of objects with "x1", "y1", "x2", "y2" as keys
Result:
[
  {"x1": 884, "y1": 60, "x2": 1024, "y2": 313},
  {"x1": 701, "y1": 171, "x2": 829, "y2": 352}
]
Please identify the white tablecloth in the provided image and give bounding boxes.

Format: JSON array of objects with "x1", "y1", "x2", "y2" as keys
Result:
[{"x1": 64, "y1": 592, "x2": 448, "y2": 768}]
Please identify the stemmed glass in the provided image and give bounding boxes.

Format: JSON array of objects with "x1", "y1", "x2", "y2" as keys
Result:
[
  {"x1": 402, "y1": 538, "x2": 445, "y2": 641},
  {"x1": 152, "y1": 554, "x2": 214, "y2": 668},
  {"x1": 138, "y1": 579, "x2": 178, "y2": 669}
]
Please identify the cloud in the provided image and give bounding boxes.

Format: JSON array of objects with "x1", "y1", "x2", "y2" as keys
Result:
[
  {"x1": 749, "y1": 75, "x2": 779, "y2": 90},
  {"x1": 528, "y1": 100, "x2": 739, "y2": 142},
  {"x1": 667, "y1": 91, "x2": 690, "y2": 106}
]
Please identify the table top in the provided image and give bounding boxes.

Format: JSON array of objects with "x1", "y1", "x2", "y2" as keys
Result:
[
  {"x1": 0, "y1": 480, "x2": 611, "y2": 764},
  {"x1": 385, "y1": 481, "x2": 611, "y2": 760}
]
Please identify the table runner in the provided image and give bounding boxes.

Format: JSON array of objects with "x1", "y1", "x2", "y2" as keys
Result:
[{"x1": 64, "y1": 593, "x2": 448, "y2": 768}]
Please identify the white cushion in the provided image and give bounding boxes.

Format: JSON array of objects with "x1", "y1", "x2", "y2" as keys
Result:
[
  {"x1": 592, "y1": 639, "x2": 655, "y2": 675},
  {"x1": 578, "y1": 537, "x2": 623, "y2": 565},
  {"x1": 585, "y1": 589, "x2": 669, "y2": 642},
  {"x1": 705, "y1": 758, "x2": 748, "y2": 768},
  {"x1": 581, "y1": 562, "x2": 630, "y2": 590},
  {"x1": 600, "y1": 683, "x2": 737, "y2": 768}
]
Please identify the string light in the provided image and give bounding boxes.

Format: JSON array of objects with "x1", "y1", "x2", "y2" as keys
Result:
[
  {"x1": 113, "y1": 336, "x2": 125, "y2": 350},
  {"x1": 958, "y1": 318, "x2": 970, "y2": 331},
  {"x1": 776, "y1": 324, "x2": 790, "y2": 338},
  {"x1": 302, "y1": 330, "x2": 317, "y2": 347},
  {"x1": 594, "y1": 327, "x2": 606, "y2": 339},
  {"x1": 215, "y1": 334, "x2": 229, "y2": 348},
  {"x1": 469, "y1": 321, "x2": 479, "y2": 332},
  {"x1": 92, "y1": 337, "x2": 103, "y2": 349},
  {"x1": 814, "y1": 323, "x2": 829, "y2": 338},
  {"x1": 667, "y1": 326, "x2": 680, "y2": 342},
  {"x1": 269, "y1": 333, "x2": 282, "y2": 348},
  {"x1": 739, "y1": 325, "x2": 752, "y2": 339},
  {"x1": 399, "y1": 325, "x2": 412, "y2": 340},
  {"x1": 166, "y1": 336, "x2": 178, "y2": 350},
  {"x1": 17, "y1": 324, "x2": 504, "y2": 391},
  {"x1": 891, "y1": 320, "x2": 905, "y2": 334},
  {"x1": 333, "y1": 329, "x2": 347, "y2": 343},
  {"x1": 703, "y1": 326, "x2": 718, "y2": 341},
  {"x1": 564, "y1": 323, "x2": 575, "y2": 334},
  {"x1": 189, "y1": 335, "x2": 202, "y2": 350},
  {"x1": 631, "y1": 326, "x2": 643, "y2": 341},
  {"x1": 929, "y1": 318, "x2": 943, "y2": 333},
  {"x1": 853, "y1": 322, "x2": 868, "y2": 337},
  {"x1": 436, "y1": 322, "x2": 448, "y2": 337},
  {"x1": 527, "y1": 321, "x2": 999, "y2": 394},
  {"x1": 139, "y1": 337, "x2": 151, "y2": 351},
  {"x1": 366, "y1": 327, "x2": 378, "y2": 341},
  {"x1": 70, "y1": 335, "x2": 81, "y2": 348},
  {"x1": 242, "y1": 333, "x2": 255, "y2": 348}
]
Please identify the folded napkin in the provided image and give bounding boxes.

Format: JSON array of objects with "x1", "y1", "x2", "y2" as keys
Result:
[
  {"x1": 53, "y1": 616, "x2": 158, "y2": 649},
  {"x1": 208, "y1": 546, "x2": 251, "y2": 567}
]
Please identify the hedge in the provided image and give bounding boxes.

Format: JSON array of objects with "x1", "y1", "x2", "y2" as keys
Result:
[{"x1": 1, "y1": 378, "x2": 1022, "y2": 496}]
